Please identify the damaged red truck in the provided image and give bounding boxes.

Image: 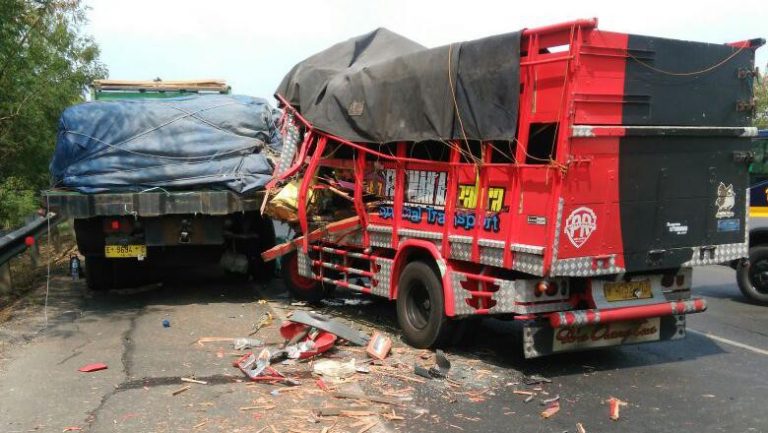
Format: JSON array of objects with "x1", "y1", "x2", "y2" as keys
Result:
[{"x1": 263, "y1": 18, "x2": 764, "y2": 357}]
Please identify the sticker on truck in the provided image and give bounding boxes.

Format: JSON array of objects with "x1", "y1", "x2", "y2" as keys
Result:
[{"x1": 552, "y1": 318, "x2": 661, "y2": 352}]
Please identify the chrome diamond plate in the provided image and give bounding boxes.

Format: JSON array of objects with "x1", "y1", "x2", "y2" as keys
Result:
[
  {"x1": 449, "y1": 272, "x2": 476, "y2": 316},
  {"x1": 551, "y1": 198, "x2": 564, "y2": 263},
  {"x1": 511, "y1": 251, "x2": 545, "y2": 276},
  {"x1": 449, "y1": 235, "x2": 472, "y2": 261},
  {"x1": 372, "y1": 257, "x2": 393, "y2": 297},
  {"x1": 550, "y1": 254, "x2": 624, "y2": 276},
  {"x1": 275, "y1": 115, "x2": 299, "y2": 175},
  {"x1": 367, "y1": 225, "x2": 392, "y2": 248},
  {"x1": 296, "y1": 249, "x2": 313, "y2": 278},
  {"x1": 682, "y1": 242, "x2": 748, "y2": 267},
  {"x1": 479, "y1": 246, "x2": 504, "y2": 267}
]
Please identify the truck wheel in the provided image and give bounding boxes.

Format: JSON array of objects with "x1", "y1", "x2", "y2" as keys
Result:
[
  {"x1": 737, "y1": 246, "x2": 768, "y2": 305},
  {"x1": 281, "y1": 251, "x2": 325, "y2": 302},
  {"x1": 85, "y1": 256, "x2": 114, "y2": 291},
  {"x1": 396, "y1": 261, "x2": 451, "y2": 348}
]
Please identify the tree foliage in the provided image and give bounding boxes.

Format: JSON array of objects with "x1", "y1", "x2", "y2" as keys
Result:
[
  {"x1": 0, "y1": 0, "x2": 106, "y2": 229},
  {"x1": 755, "y1": 65, "x2": 768, "y2": 129}
]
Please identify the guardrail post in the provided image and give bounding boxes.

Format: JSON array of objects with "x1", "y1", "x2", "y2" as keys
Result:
[
  {"x1": 0, "y1": 262, "x2": 11, "y2": 296},
  {"x1": 29, "y1": 239, "x2": 40, "y2": 269}
]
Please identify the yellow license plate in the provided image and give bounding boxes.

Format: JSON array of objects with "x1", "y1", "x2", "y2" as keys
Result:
[
  {"x1": 105, "y1": 244, "x2": 147, "y2": 258},
  {"x1": 604, "y1": 280, "x2": 652, "y2": 302}
]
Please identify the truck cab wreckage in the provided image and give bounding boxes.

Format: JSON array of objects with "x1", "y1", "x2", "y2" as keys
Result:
[{"x1": 262, "y1": 18, "x2": 764, "y2": 357}]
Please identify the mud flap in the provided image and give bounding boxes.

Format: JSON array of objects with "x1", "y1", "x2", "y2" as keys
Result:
[{"x1": 522, "y1": 315, "x2": 686, "y2": 358}]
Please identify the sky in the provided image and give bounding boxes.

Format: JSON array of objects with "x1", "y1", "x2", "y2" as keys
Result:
[{"x1": 85, "y1": 0, "x2": 768, "y2": 100}]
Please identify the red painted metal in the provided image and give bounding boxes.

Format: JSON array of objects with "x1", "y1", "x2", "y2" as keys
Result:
[
  {"x1": 548, "y1": 298, "x2": 707, "y2": 328},
  {"x1": 269, "y1": 19, "x2": 729, "y2": 332}
]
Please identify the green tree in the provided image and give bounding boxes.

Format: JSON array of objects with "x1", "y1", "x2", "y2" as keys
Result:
[
  {"x1": 755, "y1": 65, "x2": 768, "y2": 129},
  {"x1": 0, "y1": 0, "x2": 106, "y2": 229}
]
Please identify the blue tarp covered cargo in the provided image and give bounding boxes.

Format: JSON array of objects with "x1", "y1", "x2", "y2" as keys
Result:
[{"x1": 50, "y1": 95, "x2": 281, "y2": 193}]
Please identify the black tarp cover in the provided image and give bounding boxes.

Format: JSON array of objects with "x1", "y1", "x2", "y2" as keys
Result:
[{"x1": 276, "y1": 28, "x2": 521, "y2": 143}]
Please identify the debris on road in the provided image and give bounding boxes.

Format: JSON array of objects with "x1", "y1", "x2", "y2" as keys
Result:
[
  {"x1": 181, "y1": 377, "x2": 208, "y2": 385},
  {"x1": 233, "y1": 337, "x2": 265, "y2": 350},
  {"x1": 249, "y1": 312, "x2": 273, "y2": 336},
  {"x1": 366, "y1": 332, "x2": 392, "y2": 360},
  {"x1": 280, "y1": 321, "x2": 337, "y2": 359},
  {"x1": 430, "y1": 350, "x2": 451, "y2": 378},
  {"x1": 313, "y1": 359, "x2": 357, "y2": 383},
  {"x1": 608, "y1": 397, "x2": 628, "y2": 421},
  {"x1": 78, "y1": 363, "x2": 107, "y2": 373},
  {"x1": 288, "y1": 310, "x2": 369, "y2": 346},
  {"x1": 162, "y1": 319, "x2": 170, "y2": 328},
  {"x1": 62, "y1": 427, "x2": 83, "y2": 432},
  {"x1": 540, "y1": 394, "x2": 560, "y2": 406},
  {"x1": 524, "y1": 374, "x2": 552, "y2": 385},
  {"x1": 576, "y1": 422, "x2": 587, "y2": 433},
  {"x1": 540, "y1": 401, "x2": 560, "y2": 419},
  {"x1": 172, "y1": 385, "x2": 191, "y2": 396}
]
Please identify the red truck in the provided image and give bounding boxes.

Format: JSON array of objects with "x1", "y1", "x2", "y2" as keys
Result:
[{"x1": 263, "y1": 19, "x2": 764, "y2": 357}]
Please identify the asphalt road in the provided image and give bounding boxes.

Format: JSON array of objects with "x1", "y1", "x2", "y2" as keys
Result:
[{"x1": 0, "y1": 264, "x2": 766, "y2": 433}]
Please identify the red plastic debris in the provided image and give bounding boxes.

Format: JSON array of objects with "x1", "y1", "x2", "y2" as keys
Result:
[
  {"x1": 316, "y1": 378, "x2": 329, "y2": 392},
  {"x1": 608, "y1": 397, "x2": 627, "y2": 420},
  {"x1": 78, "y1": 363, "x2": 108, "y2": 373},
  {"x1": 279, "y1": 321, "x2": 337, "y2": 358}
]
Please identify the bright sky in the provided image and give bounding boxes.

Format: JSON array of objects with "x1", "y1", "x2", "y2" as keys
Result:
[{"x1": 86, "y1": 0, "x2": 768, "y2": 100}]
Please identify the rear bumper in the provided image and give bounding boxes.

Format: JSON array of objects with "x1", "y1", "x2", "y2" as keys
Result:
[{"x1": 548, "y1": 298, "x2": 707, "y2": 328}]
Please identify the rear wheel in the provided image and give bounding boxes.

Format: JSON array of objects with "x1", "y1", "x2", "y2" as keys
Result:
[
  {"x1": 396, "y1": 261, "x2": 451, "y2": 348},
  {"x1": 281, "y1": 251, "x2": 326, "y2": 302},
  {"x1": 737, "y1": 246, "x2": 768, "y2": 305}
]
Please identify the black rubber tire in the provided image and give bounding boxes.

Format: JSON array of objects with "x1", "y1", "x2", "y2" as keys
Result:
[
  {"x1": 281, "y1": 251, "x2": 325, "y2": 303},
  {"x1": 85, "y1": 256, "x2": 114, "y2": 291},
  {"x1": 737, "y1": 246, "x2": 768, "y2": 305},
  {"x1": 396, "y1": 261, "x2": 451, "y2": 349}
]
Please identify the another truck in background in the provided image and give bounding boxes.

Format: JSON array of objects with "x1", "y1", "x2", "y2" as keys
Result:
[{"x1": 44, "y1": 80, "x2": 277, "y2": 290}]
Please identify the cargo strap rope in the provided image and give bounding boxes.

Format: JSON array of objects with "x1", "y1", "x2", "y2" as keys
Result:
[{"x1": 626, "y1": 45, "x2": 745, "y2": 77}]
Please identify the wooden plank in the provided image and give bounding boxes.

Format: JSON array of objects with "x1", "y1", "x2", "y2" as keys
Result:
[{"x1": 261, "y1": 216, "x2": 360, "y2": 262}]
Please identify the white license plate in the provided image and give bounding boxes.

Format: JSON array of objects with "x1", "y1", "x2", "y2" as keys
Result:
[{"x1": 552, "y1": 317, "x2": 661, "y2": 352}]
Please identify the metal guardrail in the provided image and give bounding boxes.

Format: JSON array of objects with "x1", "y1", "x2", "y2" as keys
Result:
[
  {"x1": 0, "y1": 214, "x2": 62, "y2": 294},
  {"x1": 0, "y1": 214, "x2": 59, "y2": 266}
]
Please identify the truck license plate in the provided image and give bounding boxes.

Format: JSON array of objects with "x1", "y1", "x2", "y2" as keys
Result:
[
  {"x1": 604, "y1": 279, "x2": 652, "y2": 302},
  {"x1": 105, "y1": 245, "x2": 147, "y2": 258}
]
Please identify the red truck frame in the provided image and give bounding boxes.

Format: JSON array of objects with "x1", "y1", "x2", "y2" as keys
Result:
[{"x1": 264, "y1": 19, "x2": 762, "y2": 357}]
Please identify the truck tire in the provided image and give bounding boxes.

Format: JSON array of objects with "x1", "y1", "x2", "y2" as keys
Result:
[
  {"x1": 85, "y1": 256, "x2": 114, "y2": 291},
  {"x1": 396, "y1": 261, "x2": 451, "y2": 348},
  {"x1": 737, "y1": 246, "x2": 768, "y2": 305},
  {"x1": 281, "y1": 251, "x2": 325, "y2": 302}
]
